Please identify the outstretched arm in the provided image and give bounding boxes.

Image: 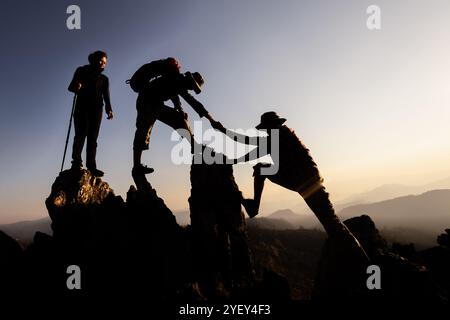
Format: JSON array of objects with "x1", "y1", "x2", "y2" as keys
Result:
[
  {"x1": 222, "y1": 128, "x2": 260, "y2": 146},
  {"x1": 242, "y1": 164, "x2": 268, "y2": 218},
  {"x1": 210, "y1": 122, "x2": 260, "y2": 146},
  {"x1": 207, "y1": 124, "x2": 269, "y2": 163},
  {"x1": 179, "y1": 91, "x2": 209, "y2": 118},
  {"x1": 229, "y1": 146, "x2": 264, "y2": 164}
]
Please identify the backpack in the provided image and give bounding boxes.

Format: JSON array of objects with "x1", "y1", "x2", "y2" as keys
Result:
[{"x1": 126, "y1": 58, "x2": 180, "y2": 93}]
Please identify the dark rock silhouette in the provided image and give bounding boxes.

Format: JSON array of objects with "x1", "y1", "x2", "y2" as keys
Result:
[
  {"x1": 0, "y1": 230, "x2": 24, "y2": 293},
  {"x1": 3, "y1": 168, "x2": 450, "y2": 302},
  {"x1": 0, "y1": 168, "x2": 291, "y2": 302},
  {"x1": 314, "y1": 214, "x2": 446, "y2": 300},
  {"x1": 437, "y1": 229, "x2": 450, "y2": 248},
  {"x1": 43, "y1": 168, "x2": 188, "y2": 298},
  {"x1": 189, "y1": 158, "x2": 255, "y2": 300},
  {"x1": 419, "y1": 229, "x2": 450, "y2": 299},
  {"x1": 391, "y1": 242, "x2": 418, "y2": 261},
  {"x1": 247, "y1": 226, "x2": 326, "y2": 299}
]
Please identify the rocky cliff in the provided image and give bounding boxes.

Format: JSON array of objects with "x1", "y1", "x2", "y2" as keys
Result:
[{"x1": 1, "y1": 169, "x2": 449, "y2": 302}]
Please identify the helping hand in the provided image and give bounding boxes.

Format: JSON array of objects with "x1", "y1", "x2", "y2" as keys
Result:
[{"x1": 107, "y1": 110, "x2": 114, "y2": 120}]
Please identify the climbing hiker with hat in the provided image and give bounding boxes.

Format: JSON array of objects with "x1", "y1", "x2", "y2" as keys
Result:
[
  {"x1": 211, "y1": 111, "x2": 370, "y2": 263},
  {"x1": 128, "y1": 57, "x2": 221, "y2": 175}
]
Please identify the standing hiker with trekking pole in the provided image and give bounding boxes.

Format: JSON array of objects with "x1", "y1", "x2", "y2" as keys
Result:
[{"x1": 65, "y1": 50, "x2": 114, "y2": 177}]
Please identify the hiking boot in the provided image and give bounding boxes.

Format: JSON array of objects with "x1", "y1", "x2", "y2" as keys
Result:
[
  {"x1": 132, "y1": 164, "x2": 154, "y2": 175},
  {"x1": 89, "y1": 168, "x2": 104, "y2": 177},
  {"x1": 242, "y1": 199, "x2": 259, "y2": 218}
]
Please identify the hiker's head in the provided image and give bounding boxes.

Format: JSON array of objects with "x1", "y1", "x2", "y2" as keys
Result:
[
  {"x1": 166, "y1": 57, "x2": 181, "y2": 74},
  {"x1": 88, "y1": 50, "x2": 108, "y2": 71},
  {"x1": 185, "y1": 71, "x2": 204, "y2": 94},
  {"x1": 256, "y1": 111, "x2": 286, "y2": 130}
]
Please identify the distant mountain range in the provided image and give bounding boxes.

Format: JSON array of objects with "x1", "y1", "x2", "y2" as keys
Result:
[
  {"x1": 0, "y1": 217, "x2": 51, "y2": 246},
  {"x1": 2, "y1": 187, "x2": 449, "y2": 249},
  {"x1": 264, "y1": 209, "x2": 318, "y2": 229},
  {"x1": 246, "y1": 216, "x2": 297, "y2": 230},
  {"x1": 337, "y1": 176, "x2": 450, "y2": 207},
  {"x1": 290, "y1": 177, "x2": 450, "y2": 214},
  {"x1": 338, "y1": 189, "x2": 450, "y2": 233},
  {"x1": 267, "y1": 190, "x2": 450, "y2": 235},
  {"x1": 249, "y1": 190, "x2": 450, "y2": 248}
]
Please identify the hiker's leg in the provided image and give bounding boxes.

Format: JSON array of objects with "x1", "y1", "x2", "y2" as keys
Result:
[
  {"x1": 302, "y1": 184, "x2": 342, "y2": 236},
  {"x1": 133, "y1": 97, "x2": 157, "y2": 167},
  {"x1": 302, "y1": 184, "x2": 368, "y2": 259},
  {"x1": 133, "y1": 149, "x2": 142, "y2": 168},
  {"x1": 303, "y1": 183, "x2": 370, "y2": 296},
  {"x1": 86, "y1": 108, "x2": 102, "y2": 170},
  {"x1": 71, "y1": 108, "x2": 88, "y2": 167},
  {"x1": 157, "y1": 105, "x2": 194, "y2": 141},
  {"x1": 156, "y1": 105, "x2": 205, "y2": 155}
]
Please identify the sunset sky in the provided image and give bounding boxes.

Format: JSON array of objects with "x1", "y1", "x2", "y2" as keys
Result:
[{"x1": 1, "y1": 0, "x2": 450, "y2": 224}]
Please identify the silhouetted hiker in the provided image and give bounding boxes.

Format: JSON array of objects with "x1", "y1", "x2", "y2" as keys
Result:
[
  {"x1": 189, "y1": 148, "x2": 255, "y2": 299},
  {"x1": 212, "y1": 112, "x2": 369, "y2": 262},
  {"x1": 129, "y1": 57, "x2": 220, "y2": 175},
  {"x1": 68, "y1": 50, "x2": 113, "y2": 177}
]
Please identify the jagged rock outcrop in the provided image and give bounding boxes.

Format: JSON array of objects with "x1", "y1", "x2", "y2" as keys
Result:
[
  {"x1": 29, "y1": 169, "x2": 187, "y2": 298},
  {"x1": 0, "y1": 231, "x2": 24, "y2": 292},
  {"x1": 0, "y1": 168, "x2": 288, "y2": 301},
  {"x1": 314, "y1": 214, "x2": 445, "y2": 300},
  {"x1": 46, "y1": 169, "x2": 113, "y2": 221},
  {"x1": 4, "y1": 168, "x2": 450, "y2": 302},
  {"x1": 437, "y1": 229, "x2": 450, "y2": 248},
  {"x1": 189, "y1": 157, "x2": 256, "y2": 300},
  {"x1": 418, "y1": 229, "x2": 450, "y2": 299}
]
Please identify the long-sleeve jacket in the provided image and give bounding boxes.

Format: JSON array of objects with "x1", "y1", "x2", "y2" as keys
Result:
[{"x1": 68, "y1": 65, "x2": 112, "y2": 113}]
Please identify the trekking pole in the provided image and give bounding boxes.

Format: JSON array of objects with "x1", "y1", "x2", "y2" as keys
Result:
[{"x1": 60, "y1": 94, "x2": 77, "y2": 173}]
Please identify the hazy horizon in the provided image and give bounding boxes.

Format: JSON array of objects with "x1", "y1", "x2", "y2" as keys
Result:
[{"x1": 2, "y1": 0, "x2": 450, "y2": 224}]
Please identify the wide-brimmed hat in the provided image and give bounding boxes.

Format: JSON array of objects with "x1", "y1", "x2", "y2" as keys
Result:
[
  {"x1": 256, "y1": 111, "x2": 287, "y2": 129},
  {"x1": 185, "y1": 71, "x2": 204, "y2": 94}
]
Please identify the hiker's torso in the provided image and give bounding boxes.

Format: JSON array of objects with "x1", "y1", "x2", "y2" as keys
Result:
[
  {"x1": 267, "y1": 126, "x2": 322, "y2": 192},
  {"x1": 139, "y1": 74, "x2": 187, "y2": 104},
  {"x1": 74, "y1": 65, "x2": 108, "y2": 109}
]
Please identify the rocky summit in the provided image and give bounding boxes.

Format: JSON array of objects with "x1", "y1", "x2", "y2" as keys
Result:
[{"x1": 1, "y1": 168, "x2": 449, "y2": 304}]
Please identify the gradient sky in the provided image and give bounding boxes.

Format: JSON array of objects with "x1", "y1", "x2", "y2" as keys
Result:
[{"x1": 1, "y1": 0, "x2": 450, "y2": 224}]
